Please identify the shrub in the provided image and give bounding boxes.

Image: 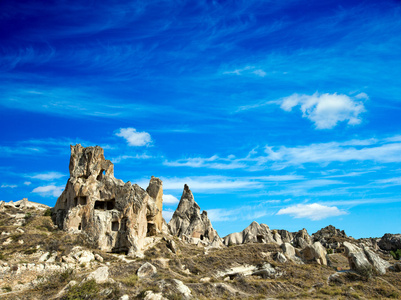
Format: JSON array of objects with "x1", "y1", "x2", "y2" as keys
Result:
[
  {"x1": 390, "y1": 249, "x2": 401, "y2": 260},
  {"x1": 120, "y1": 274, "x2": 138, "y2": 286},
  {"x1": 2, "y1": 285, "x2": 12, "y2": 292},
  {"x1": 43, "y1": 209, "x2": 52, "y2": 217},
  {"x1": 327, "y1": 249, "x2": 333, "y2": 254},
  {"x1": 62, "y1": 279, "x2": 99, "y2": 300}
]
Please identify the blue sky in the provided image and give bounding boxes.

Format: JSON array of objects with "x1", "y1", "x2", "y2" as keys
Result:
[{"x1": 1, "y1": 0, "x2": 401, "y2": 238}]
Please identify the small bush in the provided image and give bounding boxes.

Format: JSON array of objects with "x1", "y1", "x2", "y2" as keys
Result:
[
  {"x1": 120, "y1": 274, "x2": 138, "y2": 286},
  {"x1": 2, "y1": 285, "x2": 12, "y2": 292},
  {"x1": 357, "y1": 264, "x2": 374, "y2": 280},
  {"x1": 24, "y1": 212, "x2": 32, "y2": 220},
  {"x1": 390, "y1": 249, "x2": 401, "y2": 260},
  {"x1": 327, "y1": 249, "x2": 333, "y2": 254},
  {"x1": 43, "y1": 209, "x2": 52, "y2": 217},
  {"x1": 62, "y1": 279, "x2": 99, "y2": 300}
]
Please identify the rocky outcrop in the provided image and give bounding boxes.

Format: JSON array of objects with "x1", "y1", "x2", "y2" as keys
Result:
[
  {"x1": 223, "y1": 221, "x2": 276, "y2": 246},
  {"x1": 146, "y1": 176, "x2": 164, "y2": 235},
  {"x1": 52, "y1": 144, "x2": 164, "y2": 256},
  {"x1": 168, "y1": 184, "x2": 219, "y2": 244},
  {"x1": 300, "y1": 242, "x2": 327, "y2": 265},
  {"x1": 292, "y1": 228, "x2": 312, "y2": 249},
  {"x1": 1, "y1": 198, "x2": 49, "y2": 211},
  {"x1": 344, "y1": 241, "x2": 390, "y2": 275},
  {"x1": 378, "y1": 233, "x2": 401, "y2": 252},
  {"x1": 312, "y1": 225, "x2": 348, "y2": 249}
]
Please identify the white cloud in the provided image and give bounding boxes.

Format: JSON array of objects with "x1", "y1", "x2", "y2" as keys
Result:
[
  {"x1": 24, "y1": 181, "x2": 32, "y2": 186},
  {"x1": 1, "y1": 184, "x2": 17, "y2": 188},
  {"x1": 32, "y1": 185, "x2": 63, "y2": 197},
  {"x1": 208, "y1": 203, "x2": 274, "y2": 222},
  {"x1": 280, "y1": 92, "x2": 366, "y2": 129},
  {"x1": 115, "y1": 127, "x2": 152, "y2": 146},
  {"x1": 163, "y1": 194, "x2": 179, "y2": 205},
  {"x1": 223, "y1": 66, "x2": 267, "y2": 77},
  {"x1": 276, "y1": 203, "x2": 347, "y2": 220},
  {"x1": 163, "y1": 209, "x2": 175, "y2": 223},
  {"x1": 111, "y1": 154, "x2": 152, "y2": 163},
  {"x1": 30, "y1": 172, "x2": 66, "y2": 181}
]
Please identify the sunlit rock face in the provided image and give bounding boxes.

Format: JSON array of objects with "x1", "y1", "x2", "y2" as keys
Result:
[
  {"x1": 52, "y1": 144, "x2": 164, "y2": 255},
  {"x1": 168, "y1": 184, "x2": 221, "y2": 245}
]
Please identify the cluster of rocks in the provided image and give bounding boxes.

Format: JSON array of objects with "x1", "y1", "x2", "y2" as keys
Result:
[
  {"x1": 0, "y1": 198, "x2": 49, "y2": 211},
  {"x1": 51, "y1": 144, "x2": 221, "y2": 257}
]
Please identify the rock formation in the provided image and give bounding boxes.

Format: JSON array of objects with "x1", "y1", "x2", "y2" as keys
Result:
[
  {"x1": 0, "y1": 198, "x2": 49, "y2": 211},
  {"x1": 378, "y1": 233, "x2": 401, "y2": 252},
  {"x1": 223, "y1": 221, "x2": 276, "y2": 246},
  {"x1": 300, "y1": 241, "x2": 327, "y2": 265},
  {"x1": 52, "y1": 144, "x2": 165, "y2": 255},
  {"x1": 168, "y1": 184, "x2": 219, "y2": 245},
  {"x1": 344, "y1": 241, "x2": 390, "y2": 275},
  {"x1": 312, "y1": 225, "x2": 348, "y2": 249}
]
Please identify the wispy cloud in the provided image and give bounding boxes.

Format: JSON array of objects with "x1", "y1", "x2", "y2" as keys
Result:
[
  {"x1": 111, "y1": 154, "x2": 152, "y2": 164},
  {"x1": 277, "y1": 203, "x2": 347, "y2": 220},
  {"x1": 1, "y1": 184, "x2": 17, "y2": 188},
  {"x1": 164, "y1": 136, "x2": 401, "y2": 170},
  {"x1": 223, "y1": 66, "x2": 267, "y2": 77},
  {"x1": 279, "y1": 92, "x2": 366, "y2": 129},
  {"x1": 115, "y1": 128, "x2": 152, "y2": 147},
  {"x1": 29, "y1": 172, "x2": 66, "y2": 181},
  {"x1": 208, "y1": 203, "x2": 274, "y2": 222},
  {"x1": 32, "y1": 185, "x2": 64, "y2": 197}
]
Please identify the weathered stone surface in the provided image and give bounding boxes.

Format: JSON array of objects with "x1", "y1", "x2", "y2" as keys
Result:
[
  {"x1": 137, "y1": 262, "x2": 157, "y2": 278},
  {"x1": 146, "y1": 176, "x2": 164, "y2": 235},
  {"x1": 223, "y1": 221, "x2": 276, "y2": 246},
  {"x1": 292, "y1": 228, "x2": 312, "y2": 249},
  {"x1": 274, "y1": 252, "x2": 287, "y2": 263},
  {"x1": 300, "y1": 242, "x2": 327, "y2": 265},
  {"x1": 216, "y1": 263, "x2": 279, "y2": 279},
  {"x1": 86, "y1": 266, "x2": 109, "y2": 283},
  {"x1": 344, "y1": 241, "x2": 389, "y2": 275},
  {"x1": 363, "y1": 246, "x2": 390, "y2": 275},
  {"x1": 168, "y1": 184, "x2": 219, "y2": 245},
  {"x1": 52, "y1": 145, "x2": 164, "y2": 255},
  {"x1": 312, "y1": 225, "x2": 348, "y2": 249},
  {"x1": 1, "y1": 198, "x2": 49, "y2": 211},
  {"x1": 378, "y1": 233, "x2": 401, "y2": 251},
  {"x1": 281, "y1": 242, "x2": 296, "y2": 258},
  {"x1": 144, "y1": 291, "x2": 167, "y2": 300}
]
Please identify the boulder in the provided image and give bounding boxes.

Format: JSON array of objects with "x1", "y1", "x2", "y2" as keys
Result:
[
  {"x1": 168, "y1": 184, "x2": 220, "y2": 244},
  {"x1": 52, "y1": 145, "x2": 165, "y2": 255},
  {"x1": 223, "y1": 221, "x2": 276, "y2": 246},
  {"x1": 312, "y1": 225, "x2": 348, "y2": 249},
  {"x1": 86, "y1": 266, "x2": 109, "y2": 283},
  {"x1": 274, "y1": 252, "x2": 287, "y2": 263},
  {"x1": 281, "y1": 242, "x2": 296, "y2": 258},
  {"x1": 137, "y1": 262, "x2": 157, "y2": 278},
  {"x1": 344, "y1": 241, "x2": 389, "y2": 275},
  {"x1": 378, "y1": 233, "x2": 401, "y2": 252},
  {"x1": 292, "y1": 228, "x2": 312, "y2": 249},
  {"x1": 300, "y1": 242, "x2": 327, "y2": 265}
]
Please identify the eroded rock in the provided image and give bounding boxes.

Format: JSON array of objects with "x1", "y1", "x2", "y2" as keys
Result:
[
  {"x1": 137, "y1": 262, "x2": 157, "y2": 278},
  {"x1": 52, "y1": 145, "x2": 165, "y2": 255},
  {"x1": 168, "y1": 184, "x2": 220, "y2": 245},
  {"x1": 223, "y1": 221, "x2": 276, "y2": 246}
]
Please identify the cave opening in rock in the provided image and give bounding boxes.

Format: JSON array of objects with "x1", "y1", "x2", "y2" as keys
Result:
[
  {"x1": 107, "y1": 199, "x2": 115, "y2": 210},
  {"x1": 94, "y1": 200, "x2": 105, "y2": 210},
  {"x1": 112, "y1": 221, "x2": 119, "y2": 231}
]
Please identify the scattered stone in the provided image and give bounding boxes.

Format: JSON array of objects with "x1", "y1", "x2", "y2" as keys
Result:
[
  {"x1": 165, "y1": 238, "x2": 178, "y2": 254},
  {"x1": 274, "y1": 252, "x2": 287, "y2": 263},
  {"x1": 85, "y1": 266, "x2": 109, "y2": 283},
  {"x1": 16, "y1": 228, "x2": 24, "y2": 233},
  {"x1": 137, "y1": 262, "x2": 157, "y2": 278},
  {"x1": 94, "y1": 253, "x2": 104, "y2": 262},
  {"x1": 172, "y1": 279, "x2": 192, "y2": 299},
  {"x1": 144, "y1": 291, "x2": 167, "y2": 300},
  {"x1": 120, "y1": 295, "x2": 130, "y2": 300}
]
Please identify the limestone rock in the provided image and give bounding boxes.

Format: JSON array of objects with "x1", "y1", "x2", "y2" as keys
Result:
[
  {"x1": 144, "y1": 291, "x2": 167, "y2": 300},
  {"x1": 344, "y1": 241, "x2": 389, "y2": 275},
  {"x1": 292, "y1": 228, "x2": 312, "y2": 249},
  {"x1": 363, "y1": 246, "x2": 390, "y2": 275},
  {"x1": 146, "y1": 176, "x2": 164, "y2": 235},
  {"x1": 281, "y1": 242, "x2": 296, "y2": 258},
  {"x1": 277, "y1": 230, "x2": 293, "y2": 243},
  {"x1": 223, "y1": 221, "x2": 276, "y2": 246},
  {"x1": 168, "y1": 184, "x2": 219, "y2": 244},
  {"x1": 52, "y1": 145, "x2": 165, "y2": 255},
  {"x1": 86, "y1": 266, "x2": 109, "y2": 283},
  {"x1": 274, "y1": 252, "x2": 287, "y2": 263},
  {"x1": 1, "y1": 198, "x2": 49, "y2": 211},
  {"x1": 312, "y1": 225, "x2": 348, "y2": 249},
  {"x1": 137, "y1": 262, "x2": 157, "y2": 278},
  {"x1": 300, "y1": 242, "x2": 327, "y2": 265},
  {"x1": 378, "y1": 233, "x2": 401, "y2": 251}
]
